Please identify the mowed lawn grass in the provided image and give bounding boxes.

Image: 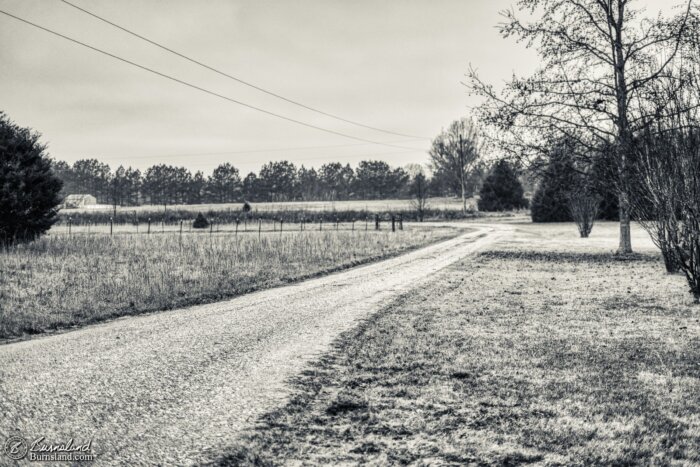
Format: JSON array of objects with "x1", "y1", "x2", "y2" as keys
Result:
[
  {"x1": 221, "y1": 224, "x2": 700, "y2": 465},
  {"x1": 0, "y1": 226, "x2": 458, "y2": 340}
]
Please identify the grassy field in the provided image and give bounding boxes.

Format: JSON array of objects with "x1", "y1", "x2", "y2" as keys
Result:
[
  {"x1": 0, "y1": 226, "x2": 460, "y2": 341},
  {"x1": 55, "y1": 197, "x2": 497, "y2": 227},
  {"x1": 62, "y1": 197, "x2": 474, "y2": 214},
  {"x1": 220, "y1": 223, "x2": 700, "y2": 465}
]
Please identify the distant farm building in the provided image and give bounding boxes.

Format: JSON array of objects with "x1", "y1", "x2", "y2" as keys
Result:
[{"x1": 62, "y1": 194, "x2": 97, "y2": 208}]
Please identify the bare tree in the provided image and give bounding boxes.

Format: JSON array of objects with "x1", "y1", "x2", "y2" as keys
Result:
[
  {"x1": 630, "y1": 149, "x2": 682, "y2": 274},
  {"x1": 630, "y1": 43, "x2": 700, "y2": 296},
  {"x1": 429, "y1": 118, "x2": 481, "y2": 213},
  {"x1": 467, "y1": 0, "x2": 694, "y2": 253},
  {"x1": 408, "y1": 168, "x2": 430, "y2": 222},
  {"x1": 567, "y1": 191, "x2": 600, "y2": 238},
  {"x1": 634, "y1": 123, "x2": 700, "y2": 298}
]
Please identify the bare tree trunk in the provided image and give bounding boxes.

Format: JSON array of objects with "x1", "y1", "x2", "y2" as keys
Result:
[
  {"x1": 618, "y1": 192, "x2": 633, "y2": 254},
  {"x1": 612, "y1": 7, "x2": 633, "y2": 255},
  {"x1": 616, "y1": 141, "x2": 633, "y2": 254},
  {"x1": 459, "y1": 133, "x2": 466, "y2": 213}
]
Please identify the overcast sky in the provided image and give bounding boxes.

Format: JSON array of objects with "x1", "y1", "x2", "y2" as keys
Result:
[{"x1": 0, "y1": 0, "x2": 678, "y2": 175}]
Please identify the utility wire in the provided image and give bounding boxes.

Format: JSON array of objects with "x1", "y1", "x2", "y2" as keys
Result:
[
  {"x1": 62, "y1": 141, "x2": 425, "y2": 159},
  {"x1": 59, "y1": 0, "x2": 429, "y2": 140},
  {"x1": 0, "y1": 9, "x2": 424, "y2": 151},
  {"x1": 61, "y1": 148, "x2": 424, "y2": 163}
]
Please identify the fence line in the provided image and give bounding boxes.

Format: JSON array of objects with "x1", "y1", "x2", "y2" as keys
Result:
[{"x1": 49, "y1": 215, "x2": 413, "y2": 237}]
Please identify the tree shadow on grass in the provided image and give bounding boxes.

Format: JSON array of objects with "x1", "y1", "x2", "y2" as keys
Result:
[{"x1": 479, "y1": 250, "x2": 660, "y2": 264}]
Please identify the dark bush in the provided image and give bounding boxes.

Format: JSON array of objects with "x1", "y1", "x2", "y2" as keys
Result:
[
  {"x1": 597, "y1": 188, "x2": 620, "y2": 221},
  {"x1": 531, "y1": 151, "x2": 577, "y2": 223},
  {"x1": 192, "y1": 212, "x2": 209, "y2": 229},
  {"x1": 478, "y1": 160, "x2": 528, "y2": 211},
  {"x1": 0, "y1": 112, "x2": 62, "y2": 244}
]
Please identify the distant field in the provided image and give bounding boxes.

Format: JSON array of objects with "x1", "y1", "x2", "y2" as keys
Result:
[
  {"x1": 54, "y1": 197, "x2": 499, "y2": 228},
  {"x1": 61, "y1": 197, "x2": 476, "y2": 214},
  {"x1": 0, "y1": 225, "x2": 462, "y2": 340}
]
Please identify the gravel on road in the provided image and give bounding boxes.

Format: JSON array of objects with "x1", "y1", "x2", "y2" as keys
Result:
[{"x1": 0, "y1": 224, "x2": 508, "y2": 466}]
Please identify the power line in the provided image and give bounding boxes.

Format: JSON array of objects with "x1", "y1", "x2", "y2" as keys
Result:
[
  {"x1": 0, "y1": 9, "x2": 422, "y2": 151},
  {"x1": 61, "y1": 141, "x2": 426, "y2": 160},
  {"x1": 59, "y1": 0, "x2": 430, "y2": 140},
  {"x1": 58, "y1": 149, "x2": 426, "y2": 167}
]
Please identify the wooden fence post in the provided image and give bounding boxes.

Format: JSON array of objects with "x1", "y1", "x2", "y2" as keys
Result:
[
  {"x1": 68, "y1": 217, "x2": 72, "y2": 237},
  {"x1": 280, "y1": 219, "x2": 283, "y2": 232},
  {"x1": 180, "y1": 220, "x2": 183, "y2": 237},
  {"x1": 235, "y1": 219, "x2": 239, "y2": 236},
  {"x1": 399, "y1": 214, "x2": 403, "y2": 230},
  {"x1": 391, "y1": 215, "x2": 395, "y2": 232},
  {"x1": 147, "y1": 218, "x2": 151, "y2": 235},
  {"x1": 375, "y1": 214, "x2": 380, "y2": 230},
  {"x1": 110, "y1": 217, "x2": 113, "y2": 236}
]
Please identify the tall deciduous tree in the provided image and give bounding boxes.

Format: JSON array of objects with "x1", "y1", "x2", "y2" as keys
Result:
[
  {"x1": 468, "y1": 0, "x2": 694, "y2": 253},
  {"x1": 408, "y1": 166, "x2": 430, "y2": 221},
  {"x1": 428, "y1": 118, "x2": 481, "y2": 212}
]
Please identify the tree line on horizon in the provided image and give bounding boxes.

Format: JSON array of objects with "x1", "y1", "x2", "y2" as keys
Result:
[{"x1": 51, "y1": 158, "x2": 489, "y2": 207}]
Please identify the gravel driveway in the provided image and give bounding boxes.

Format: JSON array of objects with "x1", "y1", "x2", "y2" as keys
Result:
[{"x1": 0, "y1": 224, "x2": 507, "y2": 466}]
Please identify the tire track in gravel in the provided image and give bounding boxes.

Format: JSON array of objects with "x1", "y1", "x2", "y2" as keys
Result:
[{"x1": 0, "y1": 223, "x2": 510, "y2": 466}]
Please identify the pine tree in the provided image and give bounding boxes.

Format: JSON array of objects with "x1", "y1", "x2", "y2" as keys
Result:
[
  {"x1": 192, "y1": 212, "x2": 209, "y2": 229},
  {"x1": 477, "y1": 160, "x2": 528, "y2": 211},
  {"x1": 530, "y1": 153, "x2": 577, "y2": 223},
  {"x1": 0, "y1": 112, "x2": 62, "y2": 244}
]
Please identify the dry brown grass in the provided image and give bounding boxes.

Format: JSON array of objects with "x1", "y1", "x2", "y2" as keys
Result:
[
  {"x1": 0, "y1": 226, "x2": 457, "y2": 340},
  {"x1": 61, "y1": 197, "x2": 472, "y2": 214},
  {"x1": 219, "y1": 224, "x2": 700, "y2": 465}
]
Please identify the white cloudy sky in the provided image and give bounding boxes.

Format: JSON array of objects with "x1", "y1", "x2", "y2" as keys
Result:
[{"x1": 0, "y1": 0, "x2": 679, "y2": 174}]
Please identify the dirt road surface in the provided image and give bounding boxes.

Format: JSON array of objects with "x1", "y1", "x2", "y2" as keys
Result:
[{"x1": 0, "y1": 224, "x2": 508, "y2": 466}]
